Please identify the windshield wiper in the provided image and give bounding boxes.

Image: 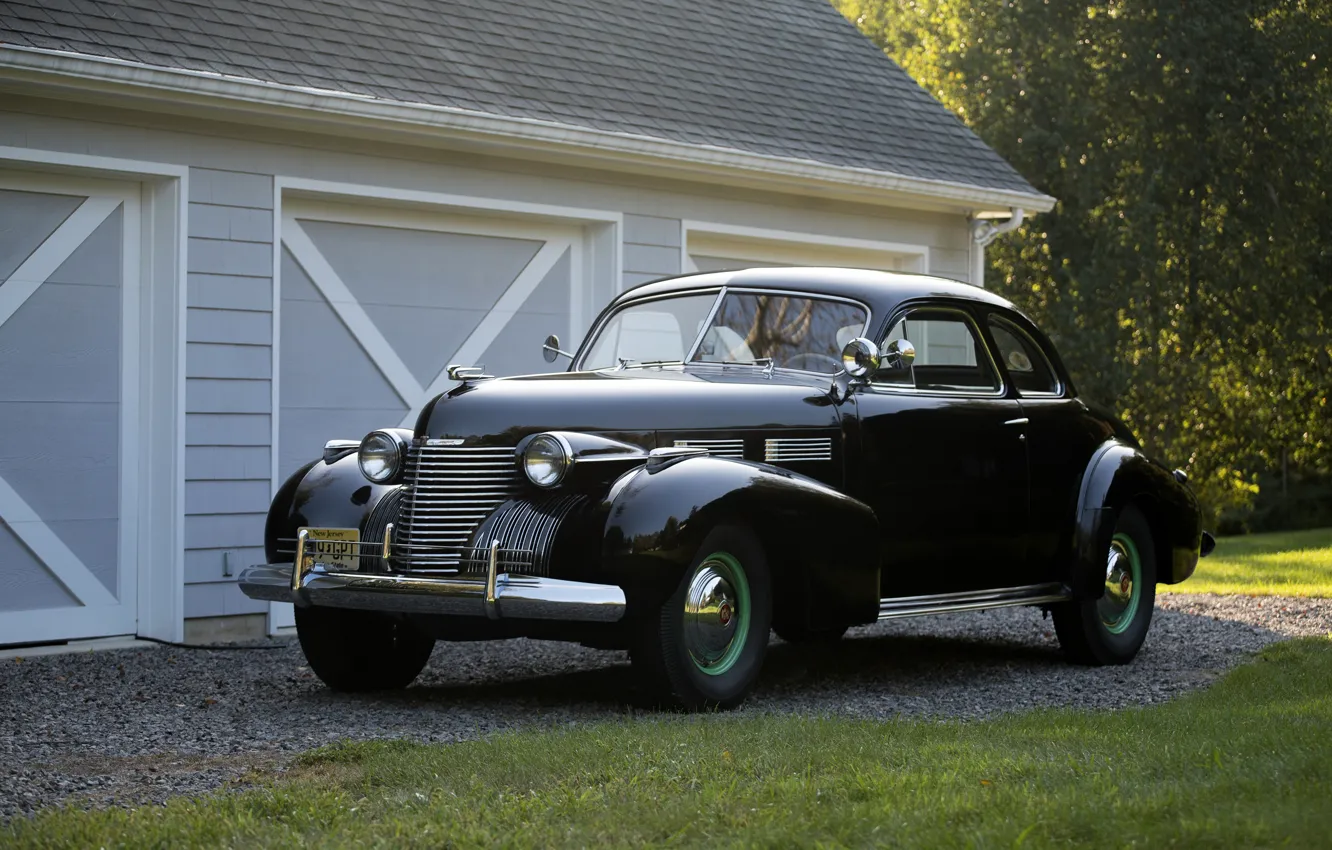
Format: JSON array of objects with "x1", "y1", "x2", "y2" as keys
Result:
[{"x1": 615, "y1": 358, "x2": 686, "y2": 369}]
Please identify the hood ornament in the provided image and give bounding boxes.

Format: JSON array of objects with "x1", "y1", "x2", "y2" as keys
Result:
[{"x1": 447, "y1": 364, "x2": 496, "y2": 386}]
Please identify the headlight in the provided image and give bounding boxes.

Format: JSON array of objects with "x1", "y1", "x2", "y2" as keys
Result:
[
  {"x1": 524, "y1": 433, "x2": 570, "y2": 488},
  {"x1": 358, "y1": 430, "x2": 406, "y2": 483}
]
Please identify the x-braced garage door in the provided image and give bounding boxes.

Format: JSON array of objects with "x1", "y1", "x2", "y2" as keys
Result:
[{"x1": 0, "y1": 174, "x2": 141, "y2": 647}]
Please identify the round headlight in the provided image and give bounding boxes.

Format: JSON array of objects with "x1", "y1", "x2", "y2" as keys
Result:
[
  {"x1": 524, "y1": 434, "x2": 570, "y2": 489},
  {"x1": 358, "y1": 430, "x2": 404, "y2": 483}
]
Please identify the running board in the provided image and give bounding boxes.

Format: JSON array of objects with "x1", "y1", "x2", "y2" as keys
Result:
[{"x1": 878, "y1": 583, "x2": 1070, "y2": 621}]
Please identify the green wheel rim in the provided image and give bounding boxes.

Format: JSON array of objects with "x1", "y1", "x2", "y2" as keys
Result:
[
  {"x1": 682, "y1": 551, "x2": 751, "y2": 676},
  {"x1": 1100, "y1": 532, "x2": 1142, "y2": 635}
]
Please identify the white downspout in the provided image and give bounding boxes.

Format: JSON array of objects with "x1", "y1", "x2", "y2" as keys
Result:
[{"x1": 969, "y1": 208, "x2": 1025, "y2": 289}]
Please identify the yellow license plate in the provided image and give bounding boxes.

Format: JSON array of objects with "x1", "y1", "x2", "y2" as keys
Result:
[{"x1": 300, "y1": 527, "x2": 360, "y2": 572}]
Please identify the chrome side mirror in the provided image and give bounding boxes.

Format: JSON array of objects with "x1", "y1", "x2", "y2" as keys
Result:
[
  {"x1": 542, "y1": 334, "x2": 573, "y2": 363},
  {"x1": 883, "y1": 339, "x2": 916, "y2": 371},
  {"x1": 840, "y1": 337, "x2": 880, "y2": 379}
]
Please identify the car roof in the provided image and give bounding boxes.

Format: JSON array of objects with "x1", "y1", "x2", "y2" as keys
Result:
[{"x1": 614, "y1": 267, "x2": 1021, "y2": 315}]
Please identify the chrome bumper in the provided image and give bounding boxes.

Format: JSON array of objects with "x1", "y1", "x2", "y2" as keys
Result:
[
  {"x1": 240, "y1": 531, "x2": 625, "y2": 623},
  {"x1": 239, "y1": 563, "x2": 625, "y2": 623}
]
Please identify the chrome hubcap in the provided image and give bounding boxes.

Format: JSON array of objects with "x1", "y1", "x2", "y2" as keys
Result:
[
  {"x1": 683, "y1": 559, "x2": 742, "y2": 670},
  {"x1": 1099, "y1": 537, "x2": 1139, "y2": 633}
]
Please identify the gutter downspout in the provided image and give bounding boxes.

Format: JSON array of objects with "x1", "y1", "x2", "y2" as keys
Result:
[{"x1": 969, "y1": 208, "x2": 1025, "y2": 289}]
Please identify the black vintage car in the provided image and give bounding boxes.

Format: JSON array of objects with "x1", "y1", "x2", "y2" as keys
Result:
[{"x1": 241, "y1": 267, "x2": 1214, "y2": 709}]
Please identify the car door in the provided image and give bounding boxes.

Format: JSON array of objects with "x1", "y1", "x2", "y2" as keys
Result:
[
  {"x1": 852, "y1": 303, "x2": 1029, "y2": 597},
  {"x1": 981, "y1": 311, "x2": 1112, "y2": 586}
]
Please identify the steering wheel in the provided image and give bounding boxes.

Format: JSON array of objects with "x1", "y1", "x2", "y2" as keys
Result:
[{"x1": 782, "y1": 352, "x2": 843, "y2": 373}]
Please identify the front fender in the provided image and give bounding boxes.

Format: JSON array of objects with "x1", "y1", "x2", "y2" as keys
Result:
[
  {"x1": 601, "y1": 455, "x2": 881, "y2": 627},
  {"x1": 263, "y1": 454, "x2": 400, "y2": 566},
  {"x1": 1071, "y1": 441, "x2": 1204, "y2": 598}
]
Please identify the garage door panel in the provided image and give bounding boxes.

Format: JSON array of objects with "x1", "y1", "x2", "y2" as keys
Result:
[
  {"x1": 43, "y1": 207, "x2": 124, "y2": 288},
  {"x1": 38, "y1": 517, "x2": 119, "y2": 595},
  {"x1": 0, "y1": 189, "x2": 84, "y2": 280},
  {"x1": 518, "y1": 249, "x2": 571, "y2": 315},
  {"x1": 0, "y1": 282, "x2": 121, "y2": 402},
  {"x1": 359, "y1": 303, "x2": 499, "y2": 387},
  {"x1": 0, "y1": 401, "x2": 118, "y2": 521},
  {"x1": 0, "y1": 523, "x2": 79, "y2": 612},
  {"x1": 0, "y1": 179, "x2": 137, "y2": 644},
  {"x1": 279, "y1": 300, "x2": 408, "y2": 411},
  {"x1": 278, "y1": 205, "x2": 580, "y2": 482},
  {"x1": 299, "y1": 219, "x2": 543, "y2": 311}
]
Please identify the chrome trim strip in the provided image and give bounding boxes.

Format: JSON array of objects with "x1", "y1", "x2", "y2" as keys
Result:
[
  {"x1": 485, "y1": 539, "x2": 500, "y2": 619},
  {"x1": 673, "y1": 438, "x2": 745, "y2": 459},
  {"x1": 292, "y1": 528, "x2": 309, "y2": 593},
  {"x1": 764, "y1": 437, "x2": 832, "y2": 462},
  {"x1": 239, "y1": 563, "x2": 626, "y2": 623},
  {"x1": 683, "y1": 284, "x2": 729, "y2": 363},
  {"x1": 878, "y1": 583, "x2": 1069, "y2": 620}
]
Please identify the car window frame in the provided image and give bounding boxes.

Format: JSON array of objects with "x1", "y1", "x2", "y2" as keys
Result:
[
  {"x1": 575, "y1": 285, "x2": 873, "y2": 376},
  {"x1": 869, "y1": 302, "x2": 1007, "y2": 398},
  {"x1": 984, "y1": 313, "x2": 1065, "y2": 399},
  {"x1": 573, "y1": 288, "x2": 724, "y2": 371}
]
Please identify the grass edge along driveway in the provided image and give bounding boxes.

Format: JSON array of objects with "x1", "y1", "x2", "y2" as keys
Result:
[
  {"x1": 1161, "y1": 527, "x2": 1332, "y2": 597},
  {"x1": 8, "y1": 636, "x2": 1332, "y2": 848}
]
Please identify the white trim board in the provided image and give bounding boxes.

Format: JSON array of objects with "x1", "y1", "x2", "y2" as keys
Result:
[
  {"x1": 0, "y1": 148, "x2": 188, "y2": 644},
  {"x1": 680, "y1": 221, "x2": 930, "y2": 274},
  {"x1": 0, "y1": 46, "x2": 1056, "y2": 216}
]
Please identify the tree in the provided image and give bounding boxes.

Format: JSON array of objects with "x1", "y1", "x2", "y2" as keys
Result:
[{"x1": 836, "y1": 0, "x2": 1332, "y2": 525}]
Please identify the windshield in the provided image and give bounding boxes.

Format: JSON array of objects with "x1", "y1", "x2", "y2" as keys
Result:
[
  {"x1": 580, "y1": 293, "x2": 718, "y2": 370},
  {"x1": 692, "y1": 292, "x2": 868, "y2": 373}
]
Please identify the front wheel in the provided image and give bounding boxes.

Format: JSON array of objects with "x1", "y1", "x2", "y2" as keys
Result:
[
  {"x1": 1053, "y1": 505, "x2": 1157, "y2": 665},
  {"x1": 630, "y1": 524, "x2": 773, "y2": 710},
  {"x1": 294, "y1": 605, "x2": 435, "y2": 691}
]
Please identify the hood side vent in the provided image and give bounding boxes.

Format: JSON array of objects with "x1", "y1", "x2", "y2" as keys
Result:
[{"x1": 672, "y1": 438, "x2": 745, "y2": 459}]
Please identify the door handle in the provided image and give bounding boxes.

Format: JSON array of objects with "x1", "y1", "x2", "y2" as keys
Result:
[{"x1": 1003, "y1": 417, "x2": 1029, "y2": 426}]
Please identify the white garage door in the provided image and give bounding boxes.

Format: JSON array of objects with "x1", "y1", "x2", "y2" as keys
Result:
[
  {"x1": 0, "y1": 175, "x2": 141, "y2": 647},
  {"x1": 276, "y1": 201, "x2": 584, "y2": 479}
]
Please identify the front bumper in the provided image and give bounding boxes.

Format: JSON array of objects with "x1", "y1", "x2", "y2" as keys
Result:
[{"x1": 240, "y1": 536, "x2": 625, "y2": 624}]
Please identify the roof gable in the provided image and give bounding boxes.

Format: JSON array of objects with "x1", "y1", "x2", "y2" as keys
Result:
[{"x1": 0, "y1": 0, "x2": 1041, "y2": 197}]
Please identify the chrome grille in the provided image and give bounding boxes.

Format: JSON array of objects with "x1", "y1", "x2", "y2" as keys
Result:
[{"x1": 396, "y1": 441, "x2": 521, "y2": 572}]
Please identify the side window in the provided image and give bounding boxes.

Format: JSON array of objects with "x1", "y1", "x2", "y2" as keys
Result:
[
  {"x1": 875, "y1": 309, "x2": 1001, "y2": 393},
  {"x1": 987, "y1": 316, "x2": 1061, "y2": 396}
]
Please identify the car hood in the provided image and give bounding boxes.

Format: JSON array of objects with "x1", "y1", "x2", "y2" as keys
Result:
[{"x1": 416, "y1": 367, "x2": 843, "y2": 446}]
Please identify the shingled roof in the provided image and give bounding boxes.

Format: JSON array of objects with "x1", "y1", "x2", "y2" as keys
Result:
[{"x1": 0, "y1": 0, "x2": 1042, "y2": 197}]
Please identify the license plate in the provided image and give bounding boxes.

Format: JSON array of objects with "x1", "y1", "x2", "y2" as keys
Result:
[{"x1": 300, "y1": 527, "x2": 360, "y2": 572}]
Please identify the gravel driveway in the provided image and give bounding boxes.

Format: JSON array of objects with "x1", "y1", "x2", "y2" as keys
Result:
[{"x1": 2, "y1": 593, "x2": 1329, "y2": 820}]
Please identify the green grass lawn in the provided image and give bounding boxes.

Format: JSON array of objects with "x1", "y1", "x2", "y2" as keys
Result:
[
  {"x1": 8, "y1": 636, "x2": 1331, "y2": 848},
  {"x1": 1163, "y1": 527, "x2": 1332, "y2": 597}
]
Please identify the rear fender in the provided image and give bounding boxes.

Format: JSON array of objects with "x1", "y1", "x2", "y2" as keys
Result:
[
  {"x1": 264, "y1": 454, "x2": 400, "y2": 566},
  {"x1": 1071, "y1": 441, "x2": 1205, "y2": 597},
  {"x1": 601, "y1": 455, "x2": 881, "y2": 627}
]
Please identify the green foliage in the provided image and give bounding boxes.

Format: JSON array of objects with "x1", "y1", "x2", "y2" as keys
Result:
[
  {"x1": 1162, "y1": 525, "x2": 1332, "y2": 595},
  {"x1": 7, "y1": 638, "x2": 1332, "y2": 847},
  {"x1": 836, "y1": 0, "x2": 1332, "y2": 524}
]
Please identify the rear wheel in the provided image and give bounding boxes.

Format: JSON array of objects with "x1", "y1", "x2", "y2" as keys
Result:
[
  {"x1": 630, "y1": 524, "x2": 773, "y2": 710},
  {"x1": 294, "y1": 605, "x2": 435, "y2": 691},
  {"x1": 1053, "y1": 505, "x2": 1157, "y2": 665}
]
